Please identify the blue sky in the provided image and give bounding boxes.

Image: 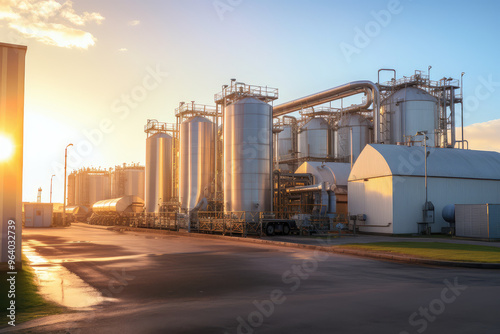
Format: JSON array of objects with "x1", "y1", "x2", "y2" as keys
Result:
[{"x1": 0, "y1": 0, "x2": 499, "y2": 202}]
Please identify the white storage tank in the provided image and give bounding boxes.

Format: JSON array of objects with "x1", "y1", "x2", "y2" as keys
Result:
[
  {"x1": 179, "y1": 116, "x2": 215, "y2": 212},
  {"x1": 224, "y1": 97, "x2": 273, "y2": 218},
  {"x1": 336, "y1": 113, "x2": 371, "y2": 163},
  {"x1": 380, "y1": 87, "x2": 439, "y2": 146},
  {"x1": 298, "y1": 117, "x2": 334, "y2": 159}
]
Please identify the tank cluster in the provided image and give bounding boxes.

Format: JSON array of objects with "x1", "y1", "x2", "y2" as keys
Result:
[{"x1": 73, "y1": 69, "x2": 464, "y2": 234}]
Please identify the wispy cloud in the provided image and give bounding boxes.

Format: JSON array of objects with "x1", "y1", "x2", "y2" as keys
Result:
[
  {"x1": 461, "y1": 119, "x2": 500, "y2": 153},
  {"x1": 118, "y1": 48, "x2": 128, "y2": 52},
  {"x1": 128, "y1": 20, "x2": 140, "y2": 26},
  {"x1": 0, "y1": 0, "x2": 104, "y2": 49}
]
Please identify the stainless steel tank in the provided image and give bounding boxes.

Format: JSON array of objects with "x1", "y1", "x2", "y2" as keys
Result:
[
  {"x1": 276, "y1": 124, "x2": 294, "y2": 170},
  {"x1": 87, "y1": 172, "x2": 110, "y2": 206},
  {"x1": 224, "y1": 97, "x2": 273, "y2": 218},
  {"x1": 145, "y1": 133, "x2": 173, "y2": 213},
  {"x1": 380, "y1": 87, "x2": 439, "y2": 146},
  {"x1": 298, "y1": 117, "x2": 334, "y2": 159},
  {"x1": 74, "y1": 172, "x2": 81, "y2": 206},
  {"x1": 111, "y1": 166, "x2": 145, "y2": 200},
  {"x1": 336, "y1": 113, "x2": 370, "y2": 163},
  {"x1": 179, "y1": 116, "x2": 215, "y2": 212},
  {"x1": 67, "y1": 173, "x2": 76, "y2": 206}
]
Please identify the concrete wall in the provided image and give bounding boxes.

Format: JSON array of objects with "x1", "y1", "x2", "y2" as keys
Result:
[{"x1": 0, "y1": 43, "x2": 27, "y2": 268}]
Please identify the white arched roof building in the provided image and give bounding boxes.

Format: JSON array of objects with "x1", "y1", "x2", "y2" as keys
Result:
[{"x1": 348, "y1": 144, "x2": 500, "y2": 234}]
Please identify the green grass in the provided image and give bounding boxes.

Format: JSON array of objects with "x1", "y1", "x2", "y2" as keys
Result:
[
  {"x1": 336, "y1": 242, "x2": 500, "y2": 263},
  {"x1": 0, "y1": 256, "x2": 67, "y2": 326}
]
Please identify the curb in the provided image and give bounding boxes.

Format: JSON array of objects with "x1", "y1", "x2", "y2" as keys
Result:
[{"x1": 73, "y1": 223, "x2": 500, "y2": 269}]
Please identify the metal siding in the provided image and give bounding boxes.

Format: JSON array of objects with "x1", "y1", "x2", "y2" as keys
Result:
[
  {"x1": 488, "y1": 205, "x2": 500, "y2": 239},
  {"x1": 348, "y1": 177, "x2": 393, "y2": 234}
]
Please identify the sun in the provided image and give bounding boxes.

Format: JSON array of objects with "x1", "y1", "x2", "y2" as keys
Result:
[{"x1": 0, "y1": 135, "x2": 14, "y2": 161}]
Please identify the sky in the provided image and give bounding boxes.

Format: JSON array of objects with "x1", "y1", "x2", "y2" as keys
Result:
[{"x1": 0, "y1": 0, "x2": 499, "y2": 203}]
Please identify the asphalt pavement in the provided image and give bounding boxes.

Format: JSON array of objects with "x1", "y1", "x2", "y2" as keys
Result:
[{"x1": 3, "y1": 225, "x2": 500, "y2": 334}]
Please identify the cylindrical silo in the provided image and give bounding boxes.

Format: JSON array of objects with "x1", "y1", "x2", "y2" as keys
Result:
[
  {"x1": 298, "y1": 117, "x2": 334, "y2": 159},
  {"x1": 380, "y1": 87, "x2": 439, "y2": 146},
  {"x1": 111, "y1": 165, "x2": 145, "y2": 200},
  {"x1": 276, "y1": 124, "x2": 294, "y2": 171},
  {"x1": 145, "y1": 133, "x2": 173, "y2": 213},
  {"x1": 67, "y1": 173, "x2": 76, "y2": 206},
  {"x1": 336, "y1": 113, "x2": 370, "y2": 163},
  {"x1": 224, "y1": 97, "x2": 273, "y2": 218},
  {"x1": 87, "y1": 172, "x2": 110, "y2": 206},
  {"x1": 179, "y1": 116, "x2": 215, "y2": 212}
]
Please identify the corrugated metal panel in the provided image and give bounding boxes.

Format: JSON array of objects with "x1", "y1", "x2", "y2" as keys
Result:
[{"x1": 456, "y1": 204, "x2": 500, "y2": 239}]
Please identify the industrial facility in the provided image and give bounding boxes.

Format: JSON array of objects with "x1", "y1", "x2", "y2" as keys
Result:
[{"x1": 66, "y1": 69, "x2": 500, "y2": 238}]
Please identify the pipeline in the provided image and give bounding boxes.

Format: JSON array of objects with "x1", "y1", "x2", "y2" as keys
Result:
[{"x1": 272, "y1": 81, "x2": 380, "y2": 143}]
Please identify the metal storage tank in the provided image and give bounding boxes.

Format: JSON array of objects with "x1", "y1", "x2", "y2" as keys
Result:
[
  {"x1": 224, "y1": 97, "x2": 273, "y2": 217},
  {"x1": 380, "y1": 87, "x2": 439, "y2": 147},
  {"x1": 74, "y1": 172, "x2": 81, "y2": 206},
  {"x1": 111, "y1": 165, "x2": 145, "y2": 200},
  {"x1": 276, "y1": 124, "x2": 294, "y2": 170},
  {"x1": 336, "y1": 113, "x2": 370, "y2": 163},
  {"x1": 179, "y1": 116, "x2": 215, "y2": 211},
  {"x1": 145, "y1": 133, "x2": 173, "y2": 213},
  {"x1": 298, "y1": 117, "x2": 334, "y2": 159},
  {"x1": 67, "y1": 172, "x2": 76, "y2": 206},
  {"x1": 87, "y1": 172, "x2": 111, "y2": 206}
]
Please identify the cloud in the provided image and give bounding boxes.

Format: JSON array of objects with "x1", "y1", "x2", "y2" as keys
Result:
[
  {"x1": 118, "y1": 47, "x2": 127, "y2": 52},
  {"x1": 128, "y1": 20, "x2": 140, "y2": 26},
  {"x1": 0, "y1": 0, "x2": 104, "y2": 49},
  {"x1": 460, "y1": 119, "x2": 500, "y2": 153}
]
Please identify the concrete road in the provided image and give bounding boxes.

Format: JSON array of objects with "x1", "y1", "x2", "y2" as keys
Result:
[{"x1": 5, "y1": 225, "x2": 500, "y2": 334}]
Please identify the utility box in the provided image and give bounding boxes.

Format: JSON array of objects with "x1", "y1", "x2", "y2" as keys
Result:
[
  {"x1": 24, "y1": 203, "x2": 53, "y2": 228},
  {"x1": 455, "y1": 204, "x2": 500, "y2": 240}
]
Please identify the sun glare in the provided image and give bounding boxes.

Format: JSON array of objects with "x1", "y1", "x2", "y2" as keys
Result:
[{"x1": 0, "y1": 135, "x2": 14, "y2": 161}]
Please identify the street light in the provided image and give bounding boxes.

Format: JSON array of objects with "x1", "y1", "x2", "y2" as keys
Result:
[
  {"x1": 50, "y1": 174, "x2": 55, "y2": 203},
  {"x1": 461, "y1": 72, "x2": 465, "y2": 149},
  {"x1": 63, "y1": 143, "x2": 73, "y2": 226}
]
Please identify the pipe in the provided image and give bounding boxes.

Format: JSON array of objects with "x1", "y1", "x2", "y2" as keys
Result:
[
  {"x1": 272, "y1": 81, "x2": 380, "y2": 143},
  {"x1": 286, "y1": 182, "x2": 334, "y2": 194},
  {"x1": 377, "y1": 69, "x2": 396, "y2": 85}
]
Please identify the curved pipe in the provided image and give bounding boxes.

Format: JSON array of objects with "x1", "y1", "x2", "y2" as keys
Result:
[{"x1": 272, "y1": 81, "x2": 380, "y2": 143}]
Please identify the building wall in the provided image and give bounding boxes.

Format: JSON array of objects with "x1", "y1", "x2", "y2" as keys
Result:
[
  {"x1": 351, "y1": 175, "x2": 500, "y2": 234},
  {"x1": 0, "y1": 43, "x2": 26, "y2": 268},
  {"x1": 348, "y1": 176, "x2": 394, "y2": 234}
]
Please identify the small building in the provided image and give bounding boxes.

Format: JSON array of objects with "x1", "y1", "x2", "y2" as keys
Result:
[
  {"x1": 348, "y1": 144, "x2": 500, "y2": 234},
  {"x1": 455, "y1": 204, "x2": 500, "y2": 240},
  {"x1": 24, "y1": 203, "x2": 53, "y2": 228}
]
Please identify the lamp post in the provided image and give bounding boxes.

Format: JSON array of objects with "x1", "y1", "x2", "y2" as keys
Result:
[
  {"x1": 50, "y1": 174, "x2": 55, "y2": 203},
  {"x1": 63, "y1": 143, "x2": 73, "y2": 226},
  {"x1": 461, "y1": 72, "x2": 465, "y2": 149}
]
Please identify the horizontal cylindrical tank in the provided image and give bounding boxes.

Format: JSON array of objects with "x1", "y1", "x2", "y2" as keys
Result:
[
  {"x1": 442, "y1": 204, "x2": 455, "y2": 223},
  {"x1": 298, "y1": 117, "x2": 334, "y2": 159},
  {"x1": 179, "y1": 116, "x2": 215, "y2": 212},
  {"x1": 380, "y1": 87, "x2": 438, "y2": 146},
  {"x1": 93, "y1": 196, "x2": 144, "y2": 214},
  {"x1": 224, "y1": 97, "x2": 272, "y2": 218},
  {"x1": 336, "y1": 113, "x2": 370, "y2": 163},
  {"x1": 145, "y1": 133, "x2": 173, "y2": 213}
]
